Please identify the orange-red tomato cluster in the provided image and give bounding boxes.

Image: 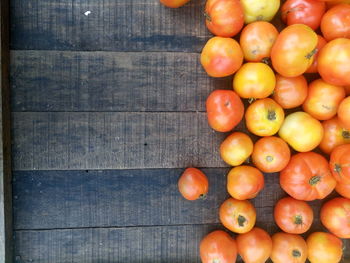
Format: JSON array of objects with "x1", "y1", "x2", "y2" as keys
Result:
[{"x1": 161, "y1": 0, "x2": 349, "y2": 262}]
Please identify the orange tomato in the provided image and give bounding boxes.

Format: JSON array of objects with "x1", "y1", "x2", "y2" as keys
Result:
[
  {"x1": 321, "y1": 4, "x2": 350, "y2": 41},
  {"x1": 335, "y1": 181, "x2": 350, "y2": 198},
  {"x1": 320, "y1": 117, "x2": 350, "y2": 154},
  {"x1": 159, "y1": 0, "x2": 190, "y2": 8},
  {"x1": 307, "y1": 232, "x2": 343, "y2": 263},
  {"x1": 178, "y1": 168, "x2": 209, "y2": 201},
  {"x1": 330, "y1": 144, "x2": 350, "y2": 183},
  {"x1": 220, "y1": 132, "x2": 253, "y2": 166},
  {"x1": 305, "y1": 35, "x2": 327, "y2": 73},
  {"x1": 327, "y1": 0, "x2": 350, "y2": 8},
  {"x1": 338, "y1": 96, "x2": 350, "y2": 129},
  {"x1": 227, "y1": 166, "x2": 264, "y2": 200},
  {"x1": 201, "y1": 37, "x2": 243, "y2": 78},
  {"x1": 219, "y1": 198, "x2": 256, "y2": 234}
]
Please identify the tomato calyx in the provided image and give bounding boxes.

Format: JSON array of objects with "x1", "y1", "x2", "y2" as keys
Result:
[
  {"x1": 266, "y1": 155, "x2": 274, "y2": 162},
  {"x1": 334, "y1": 164, "x2": 342, "y2": 174},
  {"x1": 267, "y1": 110, "x2": 277, "y2": 121},
  {"x1": 203, "y1": 12, "x2": 212, "y2": 22},
  {"x1": 294, "y1": 214, "x2": 303, "y2": 225},
  {"x1": 305, "y1": 48, "x2": 318, "y2": 60},
  {"x1": 261, "y1": 57, "x2": 271, "y2": 66},
  {"x1": 292, "y1": 249, "x2": 301, "y2": 258},
  {"x1": 238, "y1": 215, "x2": 247, "y2": 227},
  {"x1": 342, "y1": 130, "x2": 350, "y2": 139},
  {"x1": 309, "y1": 175, "x2": 321, "y2": 186},
  {"x1": 199, "y1": 193, "x2": 207, "y2": 200}
]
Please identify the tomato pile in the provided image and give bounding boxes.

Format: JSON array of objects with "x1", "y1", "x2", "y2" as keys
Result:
[{"x1": 162, "y1": 0, "x2": 350, "y2": 262}]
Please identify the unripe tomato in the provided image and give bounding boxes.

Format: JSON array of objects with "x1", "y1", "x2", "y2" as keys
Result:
[
  {"x1": 320, "y1": 117, "x2": 350, "y2": 154},
  {"x1": 307, "y1": 232, "x2": 343, "y2": 263},
  {"x1": 159, "y1": 0, "x2": 190, "y2": 8},
  {"x1": 305, "y1": 35, "x2": 327, "y2": 73},
  {"x1": 178, "y1": 168, "x2": 208, "y2": 201},
  {"x1": 220, "y1": 132, "x2": 253, "y2": 166},
  {"x1": 338, "y1": 96, "x2": 350, "y2": 129},
  {"x1": 335, "y1": 181, "x2": 350, "y2": 198},
  {"x1": 321, "y1": 4, "x2": 350, "y2": 41},
  {"x1": 240, "y1": 0, "x2": 280, "y2": 23},
  {"x1": 330, "y1": 144, "x2": 350, "y2": 183}
]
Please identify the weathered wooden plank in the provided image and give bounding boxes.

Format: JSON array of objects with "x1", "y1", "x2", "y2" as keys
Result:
[{"x1": 10, "y1": 51, "x2": 231, "y2": 112}]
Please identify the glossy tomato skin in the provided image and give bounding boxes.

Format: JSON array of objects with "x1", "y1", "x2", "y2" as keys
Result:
[
  {"x1": 206, "y1": 90, "x2": 244, "y2": 132},
  {"x1": 239, "y1": 21, "x2": 278, "y2": 62},
  {"x1": 280, "y1": 152, "x2": 336, "y2": 201},
  {"x1": 305, "y1": 35, "x2": 327, "y2": 73},
  {"x1": 318, "y1": 38, "x2": 350, "y2": 86},
  {"x1": 236, "y1": 228, "x2": 272, "y2": 263},
  {"x1": 307, "y1": 232, "x2": 343, "y2": 263},
  {"x1": 252, "y1": 136, "x2": 291, "y2": 173},
  {"x1": 220, "y1": 132, "x2": 253, "y2": 166},
  {"x1": 321, "y1": 4, "x2": 350, "y2": 41},
  {"x1": 240, "y1": 0, "x2": 280, "y2": 23},
  {"x1": 338, "y1": 96, "x2": 350, "y2": 129},
  {"x1": 245, "y1": 98, "x2": 285, "y2": 137},
  {"x1": 330, "y1": 144, "x2": 350, "y2": 183},
  {"x1": 178, "y1": 168, "x2": 209, "y2": 201},
  {"x1": 159, "y1": 0, "x2": 190, "y2": 7},
  {"x1": 200, "y1": 230, "x2": 237, "y2": 263},
  {"x1": 227, "y1": 166, "x2": 264, "y2": 200},
  {"x1": 201, "y1": 37, "x2": 243, "y2": 78},
  {"x1": 279, "y1": 112, "x2": 324, "y2": 152},
  {"x1": 271, "y1": 232, "x2": 308, "y2": 263},
  {"x1": 271, "y1": 24, "x2": 318, "y2": 77},
  {"x1": 320, "y1": 197, "x2": 350, "y2": 238},
  {"x1": 205, "y1": 0, "x2": 244, "y2": 37},
  {"x1": 272, "y1": 75, "x2": 308, "y2": 109},
  {"x1": 282, "y1": 0, "x2": 326, "y2": 30},
  {"x1": 219, "y1": 198, "x2": 256, "y2": 234},
  {"x1": 335, "y1": 181, "x2": 350, "y2": 198},
  {"x1": 274, "y1": 197, "x2": 314, "y2": 234},
  {"x1": 320, "y1": 117, "x2": 350, "y2": 154}
]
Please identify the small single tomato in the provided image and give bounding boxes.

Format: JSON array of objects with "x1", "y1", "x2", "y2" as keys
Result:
[
  {"x1": 335, "y1": 181, "x2": 350, "y2": 198},
  {"x1": 330, "y1": 144, "x2": 350, "y2": 183},
  {"x1": 307, "y1": 232, "x2": 343, "y2": 263},
  {"x1": 206, "y1": 90, "x2": 244, "y2": 132},
  {"x1": 338, "y1": 96, "x2": 350, "y2": 129},
  {"x1": 178, "y1": 168, "x2": 208, "y2": 201},
  {"x1": 321, "y1": 4, "x2": 350, "y2": 41},
  {"x1": 220, "y1": 132, "x2": 253, "y2": 166},
  {"x1": 305, "y1": 35, "x2": 327, "y2": 73},
  {"x1": 227, "y1": 166, "x2": 264, "y2": 200},
  {"x1": 320, "y1": 117, "x2": 350, "y2": 154},
  {"x1": 159, "y1": 0, "x2": 190, "y2": 8},
  {"x1": 240, "y1": 0, "x2": 280, "y2": 23},
  {"x1": 219, "y1": 198, "x2": 256, "y2": 234},
  {"x1": 201, "y1": 37, "x2": 243, "y2": 78}
]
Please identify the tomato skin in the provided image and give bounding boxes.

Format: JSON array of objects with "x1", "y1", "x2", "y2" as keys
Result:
[
  {"x1": 320, "y1": 197, "x2": 350, "y2": 238},
  {"x1": 200, "y1": 230, "x2": 237, "y2": 263},
  {"x1": 236, "y1": 228, "x2": 272, "y2": 263},
  {"x1": 201, "y1": 37, "x2": 243, "y2": 78},
  {"x1": 345, "y1": 85, "x2": 350, "y2": 95},
  {"x1": 274, "y1": 197, "x2": 313, "y2": 234},
  {"x1": 271, "y1": 24, "x2": 318, "y2": 77},
  {"x1": 330, "y1": 144, "x2": 350, "y2": 183},
  {"x1": 327, "y1": 0, "x2": 350, "y2": 7},
  {"x1": 159, "y1": 0, "x2": 190, "y2": 8},
  {"x1": 220, "y1": 132, "x2": 253, "y2": 166},
  {"x1": 305, "y1": 35, "x2": 327, "y2": 73},
  {"x1": 206, "y1": 90, "x2": 244, "y2": 132},
  {"x1": 338, "y1": 96, "x2": 350, "y2": 129},
  {"x1": 335, "y1": 181, "x2": 350, "y2": 198},
  {"x1": 272, "y1": 74, "x2": 308, "y2": 109},
  {"x1": 321, "y1": 4, "x2": 350, "y2": 41},
  {"x1": 245, "y1": 98, "x2": 284, "y2": 137},
  {"x1": 178, "y1": 168, "x2": 208, "y2": 201},
  {"x1": 240, "y1": 0, "x2": 280, "y2": 23},
  {"x1": 227, "y1": 166, "x2": 264, "y2": 200},
  {"x1": 280, "y1": 152, "x2": 336, "y2": 201},
  {"x1": 219, "y1": 198, "x2": 256, "y2": 234},
  {"x1": 271, "y1": 232, "x2": 308, "y2": 263},
  {"x1": 307, "y1": 232, "x2": 343, "y2": 263},
  {"x1": 239, "y1": 21, "x2": 279, "y2": 62},
  {"x1": 320, "y1": 117, "x2": 350, "y2": 154},
  {"x1": 282, "y1": 0, "x2": 326, "y2": 30}
]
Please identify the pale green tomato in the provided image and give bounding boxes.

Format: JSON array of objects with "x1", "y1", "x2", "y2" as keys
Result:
[{"x1": 240, "y1": 0, "x2": 280, "y2": 23}]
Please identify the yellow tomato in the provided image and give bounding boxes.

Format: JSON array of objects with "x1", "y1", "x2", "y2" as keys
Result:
[
  {"x1": 240, "y1": 0, "x2": 280, "y2": 23},
  {"x1": 220, "y1": 132, "x2": 253, "y2": 166}
]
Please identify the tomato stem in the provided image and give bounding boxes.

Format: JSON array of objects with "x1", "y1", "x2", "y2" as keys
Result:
[
  {"x1": 266, "y1": 155, "x2": 274, "y2": 163},
  {"x1": 237, "y1": 215, "x2": 246, "y2": 227},
  {"x1": 292, "y1": 249, "x2": 301, "y2": 258},
  {"x1": 267, "y1": 110, "x2": 276, "y2": 121},
  {"x1": 309, "y1": 175, "x2": 321, "y2": 185},
  {"x1": 334, "y1": 164, "x2": 342, "y2": 174},
  {"x1": 342, "y1": 130, "x2": 350, "y2": 139},
  {"x1": 203, "y1": 12, "x2": 211, "y2": 22},
  {"x1": 305, "y1": 48, "x2": 318, "y2": 60},
  {"x1": 294, "y1": 215, "x2": 303, "y2": 225}
]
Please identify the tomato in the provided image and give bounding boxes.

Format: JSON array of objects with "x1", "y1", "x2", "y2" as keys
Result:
[
  {"x1": 305, "y1": 35, "x2": 327, "y2": 73},
  {"x1": 279, "y1": 112, "x2": 324, "y2": 152},
  {"x1": 274, "y1": 197, "x2": 314, "y2": 234},
  {"x1": 233, "y1": 63, "x2": 275, "y2": 99},
  {"x1": 219, "y1": 198, "x2": 256, "y2": 234},
  {"x1": 159, "y1": 0, "x2": 190, "y2": 7},
  {"x1": 200, "y1": 230, "x2": 237, "y2": 263},
  {"x1": 280, "y1": 152, "x2": 336, "y2": 201},
  {"x1": 252, "y1": 136, "x2": 291, "y2": 173},
  {"x1": 321, "y1": 197, "x2": 350, "y2": 238},
  {"x1": 271, "y1": 232, "x2": 308, "y2": 263},
  {"x1": 206, "y1": 90, "x2": 244, "y2": 132},
  {"x1": 320, "y1": 117, "x2": 350, "y2": 154},
  {"x1": 318, "y1": 38, "x2": 350, "y2": 86},
  {"x1": 239, "y1": 21, "x2": 279, "y2": 62},
  {"x1": 335, "y1": 181, "x2": 350, "y2": 198},
  {"x1": 178, "y1": 168, "x2": 209, "y2": 201},
  {"x1": 321, "y1": 4, "x2": 350, "y2": 41},
  {"x1": 236, "y1": 228, "x2": 272, "y2": 263},
  {"x1": 201, "y1": 37, "x2": 243, "y2": 78},
  {"x1": 327, "y1": 0, "x2": 350, "y2": 7},
  {"x1": 330, "y1": 144, "x2": 350, "y2": 182},
  {"x1": 302, "y1": 79, "x2": 345, "y2": 121},
  {"x1": 220, "y1": 132, "x2": 253, "y2": 166},
  {"x1": 245, "y1": 98, "x2": 284, "y2": 137},
  {"x1": 282, "y1": 0, "x2": 326, "y2": 30},
  {"x1": 272, "y1": 75, "x2": 308, "y2": 109},
  {"x1": 204, "y1": 0, "x2": 244, "y2": 37},
  {"x1": 307, "y1": 232, "x2": 343, "y2": 263},
  {"x1": 227, "y1": 166, "x2": 264, "y2": 200},
  {"x1": 240, "y1": 0, "x2": 280, "y2": 23},
  {"x1": 338, "y1": 96, "x2": 350, "y2": 129}
]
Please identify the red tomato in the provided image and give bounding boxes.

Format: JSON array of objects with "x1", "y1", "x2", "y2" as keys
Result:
[
  {"x1": 335, "y1": 181, "x2": 350, "y2": 198},
  {"x1": 178, "y1": 168, "x2": 208, "y2": 201},
  {"x1": 200, "y1": 230, "x2": 237, "y2": 263},
  {"x1": 159, "y1": 0, "x2": 190, "y2": 8},
  {"x1": 307, "y1": 232, "x2": 343, "y2": 263},
  {"x1": 280, "y1": 152, "x2": 336, "y2": 201},
  {"x1": 321, "y1": 4, "x2": 350, "y2": 41},
  {"x1": 204, "y1": 0, "x2": 244, "y2": 37},
  {"x1": 320, "y1": 197, "x2": 350, "y2": 238},
  {"x1": 306, "y1": 35, "x2": 327, "y2": 73},
  {"x1": 206, "y1": 90, "x2": 244, "y2": 132},
  {"x1": 201, "y1": 37, "x2": 243, "y2": 78},
  {"x1": 320, "y1": 117, "x2": 350, "y2": 154},
  {"x1": 338, "y1": 96, "x2": 350, "y2": 129},
  {"x1": 330, "y1": 144, "x2": 350, "y2": 183},
  {"x1": 282, "y1": 0, "x2": 326, "y2": 30}
]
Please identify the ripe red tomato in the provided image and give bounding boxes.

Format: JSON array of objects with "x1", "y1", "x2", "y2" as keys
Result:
[
  {"x1": 178, "y1": 168, "x2": 208, "y2": 201},
  {"x1": 271, "y1": 232, "x2": 308, "y2": 263},
  {"x1": 201, "y1": 37, "x2": 243, "y2": 78},
  {"x1": 219, "y1": 198, "x2": 256, "y2": 234},
  {"x1": 307, "y1": 232, "x2": 343, "y2": 263},
  {"x1": 305, "y1": 35, "x2": 327, "y2": 73},
  {"x1": 200, "y1": 230, "x2": 237, "y2": 263},
  {"x1": 252, "y1": 136, "x2": 291, "y2": 173},
  {"x1": 272, "y1": 75, "x2": 308, "y2": 109},
  {"x1": 236, "y1": 228, "x2": 272, "y2": 263},
  {"x1": 320, "y1": 197, "x2": 350, "y2": 238},
  {"x1": 338, "y1": 96, "x2": 350, "y2": 129},
  {"x1": 159, "y1": 0, "x2": 190, "y2": 7},
  {"x1": 206, "y1": 90, "x2": 244, "y2": 132},
  {"x1": 280, "y1": 152, "x2": 336, "y2": 201},
  {"x1": 321, "y1": 4, "x2": 350, "y2": 41},
  {"x1": 282, "y1": 0, "x2": 326, "y2": 30},
  {"x1": 227, "y1": 166, "x2": 264, "y2": 200},
  {"x1": 330, "y1": 144, "x2": 350, "y2": 183},
  {"x1": 204, "y1": 0, "x2": 244, "y2": 37},
  {"x1": 220, "y1": 132, "x2": 253, "y2": 166},
  {"x1": 274, "y1": 197, "x2": 314, "y2": 234},
  {"x1": 320, "y1": 117, "x2": 350, "y2": 154}
]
